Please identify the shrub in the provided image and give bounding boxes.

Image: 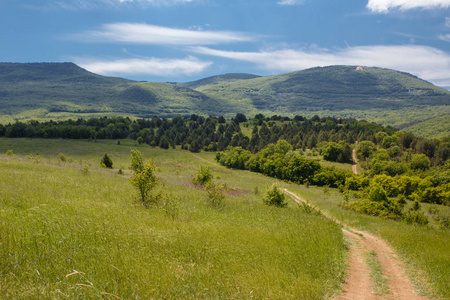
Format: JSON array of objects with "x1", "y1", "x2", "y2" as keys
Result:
[
  {"x1": 101, "y1": 153, "x2": 113, "y2": 168},
  {"x1": 263, "y1": 184, "x2": 287, "y2": 208},
  {"x1": 403, "y1": 211, "x2": 429, "y2": 226},
  {"x1": 130, "y1": 159, "x2": 158, "y2": 206},
  {"x1": 192, "y1": 166, "x2": 213, "y2": 186},
  {"x1": 5, "y1": 149, "x2": 13, "y2": 156},
  {"x1": 205, "y1": 181, "x2": 226, "y2": 208},
  {"x1": 160, "y1": 193, "x2": 180, "y2": 219}
]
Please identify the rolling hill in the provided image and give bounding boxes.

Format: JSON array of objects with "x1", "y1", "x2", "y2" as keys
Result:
[
  {"x1": 177, "y1": 73, "x2": 261, "y2": 90},
  {"x1": 0, "y1": 63, "x2": 449, "y2": 137}
]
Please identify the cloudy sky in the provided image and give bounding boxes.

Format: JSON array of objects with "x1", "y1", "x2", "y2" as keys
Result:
[{"x1": 2, "y1": 0, "x2": 450, "y2": 88}]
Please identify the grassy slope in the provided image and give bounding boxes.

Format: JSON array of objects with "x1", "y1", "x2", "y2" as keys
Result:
[
  {"x1": 285, "y1": 184, "x2": 450, "y2": 299},
  {"x1": 178, "y1": 73, "x2": 261, "y2": 90},
  {"x1": 0, "y1": 138, "x2": 346, "y2": 299}
]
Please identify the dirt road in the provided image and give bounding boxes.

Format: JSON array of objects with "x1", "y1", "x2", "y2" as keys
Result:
[
  {"x1": 283, "y1": 189, "x2": 428, "y2": 300},
  {"x1": 352, "y1": 142, "x2": 358, "y2": 175}
]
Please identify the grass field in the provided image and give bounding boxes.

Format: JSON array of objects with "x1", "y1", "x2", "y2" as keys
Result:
[{"x1": 0, "y1": 138, "x2": 347, "y2": 299}]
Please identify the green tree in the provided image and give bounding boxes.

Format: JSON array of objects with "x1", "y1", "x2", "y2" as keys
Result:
[
  {"x1": 130, "y1": 159, "x2": 158, "y2": 206},
  {"x1": 100, "y1": 153, "x2": 113, "y2": 168}
]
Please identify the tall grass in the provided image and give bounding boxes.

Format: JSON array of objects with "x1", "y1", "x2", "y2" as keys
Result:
[{"x1": 0, "y1": 139, "x2": 347, "y2": 299}]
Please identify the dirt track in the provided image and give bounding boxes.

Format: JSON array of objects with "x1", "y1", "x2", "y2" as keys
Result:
[
  {"x1": 352, "y1": 142, "x2": 358, "y2": 175},
  {"x1": 283, "y1": 189, "x2": 428, "y2": 300}
]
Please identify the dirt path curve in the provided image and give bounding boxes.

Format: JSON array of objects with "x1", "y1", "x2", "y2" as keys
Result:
[
  {"x1": 283, "y1": 189, "x2": 428, "y2": 300},
  {"x1": 352, "y1": 141, "x2": 358, "y2": 175}
]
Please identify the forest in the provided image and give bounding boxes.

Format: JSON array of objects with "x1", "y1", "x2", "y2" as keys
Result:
[{"x1": 2, "y1": 113, "x2": 449, "y2": 216}]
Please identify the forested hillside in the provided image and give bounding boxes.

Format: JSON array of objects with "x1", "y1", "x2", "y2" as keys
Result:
[{"x1": 0, "y1": 63, "x2": 449, "y2": 137}]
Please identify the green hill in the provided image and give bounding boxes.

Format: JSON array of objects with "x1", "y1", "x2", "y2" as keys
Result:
[
  {"x1": 199, "y1": 65, "x2": 450, "y2": 112},
  {"x1": 0, "y1": 63, "x2": 227, "y2": 121},
  {"x1": 178, "y1": 73, "x2": 261, "y2": 90},
  {"x1": 0, "y1": 63, "x2": 449, "y2": 137}
]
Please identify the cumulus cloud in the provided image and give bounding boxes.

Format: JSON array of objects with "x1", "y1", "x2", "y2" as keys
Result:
[
  {"x1": 76, "y1": 56, "x2": 212, "y2": 77},
  {"x1": 191, "y1": 45, "x2": 450, "y2": 88},
  {"x1": 277, "y1": 0, "x2": 305, "y2": 6},
  {"x1": 367, "y1": 0, "x2": 450, "y2": 13},
  {"x1": 71, "y1": 23, "x2": 254, "y2": 45}
]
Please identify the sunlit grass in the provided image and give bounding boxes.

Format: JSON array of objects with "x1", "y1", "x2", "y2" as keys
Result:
[{"x1": 0, "y1": 139, "x2": 347, "y2": 299}]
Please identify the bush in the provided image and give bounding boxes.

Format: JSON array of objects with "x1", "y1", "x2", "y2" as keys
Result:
[
  {"x1": 101, "y1": 153, "x2": 113, "y2": 168},
  {"x1": 130, "y1": 159, "x2": 158, "y2": 206},
  {"x1": 403, "y1": 211, "x2": 429, "y2": 226},
  {"x1": 5, "y1": 149, "x2": 13, "y2": 156},
  {"x1": 205, "y1": 181, "x2": 226, "y2": 208},
  {"x1": 192, "y1": 166, "x2": 213, "y2": 186},
  {"x1": 263, "y1": 184, "x2": 287, "y2": 207}
]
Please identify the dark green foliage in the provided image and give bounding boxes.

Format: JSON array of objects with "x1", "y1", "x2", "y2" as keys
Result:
[
  {"x1": 101, "y1": 153, "x2": 113, "y2": 168},
  {"x1": 263, "y1": 185, "x2": 287, "y2": 207},
  {"x1": 321, "y1": 142, "x2": 352, "y2": 163}
]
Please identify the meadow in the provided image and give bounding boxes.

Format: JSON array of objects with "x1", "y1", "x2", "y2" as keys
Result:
[{"x1": 0, "y1": 138, "x2": 347, "y2": 299}]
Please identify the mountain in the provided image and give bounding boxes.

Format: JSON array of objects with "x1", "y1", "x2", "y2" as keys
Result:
[
  {"x1": 178, "y1": 73, "x2": 261, "y2": 90},
  {"x1": 0, "y1": 63, "x2": 449, "y2": 137},
  {"x1": 0, "y1": 63, "x2": 228, "y2": 119},
  {"x1": 198, "y1": 65, "x2": 450, "y2": 112}
]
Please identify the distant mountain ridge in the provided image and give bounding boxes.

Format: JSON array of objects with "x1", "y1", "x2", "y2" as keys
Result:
[
  {"x1": 178, "y1": 73, "x2": 261, "y2": 90},
  {"x1": 0, "y1": 63, "x2": 449, "y2": 137}
]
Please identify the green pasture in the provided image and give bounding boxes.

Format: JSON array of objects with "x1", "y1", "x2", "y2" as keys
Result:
[{"x1": 0, "y1": 138, "x2": 346, "y2": 299}]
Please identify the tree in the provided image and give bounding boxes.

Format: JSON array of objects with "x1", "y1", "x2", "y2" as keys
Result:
[
  {"x1": 234, "y1": 113, "x2": 247, "y2": 123},
  {"x1": 130, "y1": 159, "x2": 158, "y2": 206},
  {"x1": 100, "y1": 153, "x2": 113, "y2": 168}
]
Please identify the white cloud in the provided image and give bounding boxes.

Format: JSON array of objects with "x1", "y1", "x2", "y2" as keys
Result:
[
  {"x1": 277, "y1": 0, "x2": 305, "y2": 6},
  {"x1": 439, "y1": 34, "x2": 450, "y2": 41},
  {"x1": 367, "y1": 0, "x2": 450, "y2": 13},
  {"x1": 191, "y1": 45, "x2": 450, "y2": 88},
  {"x1": 72, "y1": 23, "x2": 254, "y2": 45},
  {"x1": 76, "y1": 56, "x2": 212, "y2": 77}
]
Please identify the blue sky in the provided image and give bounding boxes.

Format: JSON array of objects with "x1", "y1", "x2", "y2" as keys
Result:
[{"x1": 2, "y1": 0, "x2": 450, "y2": 88}]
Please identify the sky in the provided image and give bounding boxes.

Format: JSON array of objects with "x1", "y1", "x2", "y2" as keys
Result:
[{"x1": 2, "y1": 0, "x2": 450, "y2": 88}]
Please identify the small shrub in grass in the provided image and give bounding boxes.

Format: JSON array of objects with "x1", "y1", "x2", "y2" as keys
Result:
[
  {"x1": 192, "y1": 166, "x2": 213, "y2": 186},
  {"x1": 5, "y1": 149, "x2": 13, "y2": 156},
  {"x1": 59, "y1": 152, "x2": 68, "y2": 162},
  {"x1": 205, "y1": 181, "x2": 226, "y2": 208},
  {"x1": 263, "y1": 184, "x2": 287, "y2": 207},
  {"x1": 118, "y1": 168, "x2": 124, "y2": 175},
  {"x1": 434, "y1": 215, "x2": 450, "y2": 230},
  {"x1": 81, "y1": 164, "x2": 89, "y2": 175},
  {"x1": 100, "y1": 153, "x2": 113, "y2": 168},
  {"x1": 298, "y1": 201, "x2": 321, "y2": 215},
  {"x1": 130, "y1": 159, "x2": 158, "y2": 206},
  {"x1": 403, "y1": 210, "x2": 429, "y2": 226},
  {"x1": 159, "y1": 192, "x2": 180, "y2": 219}
]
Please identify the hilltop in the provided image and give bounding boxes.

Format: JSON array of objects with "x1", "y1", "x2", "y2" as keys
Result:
[
  {"x1": 178, "y1": 73, "x2": 261, "y2": 90},
  {"x1": 0, "y1": 63, "x2": 449, "y2": 137}
]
